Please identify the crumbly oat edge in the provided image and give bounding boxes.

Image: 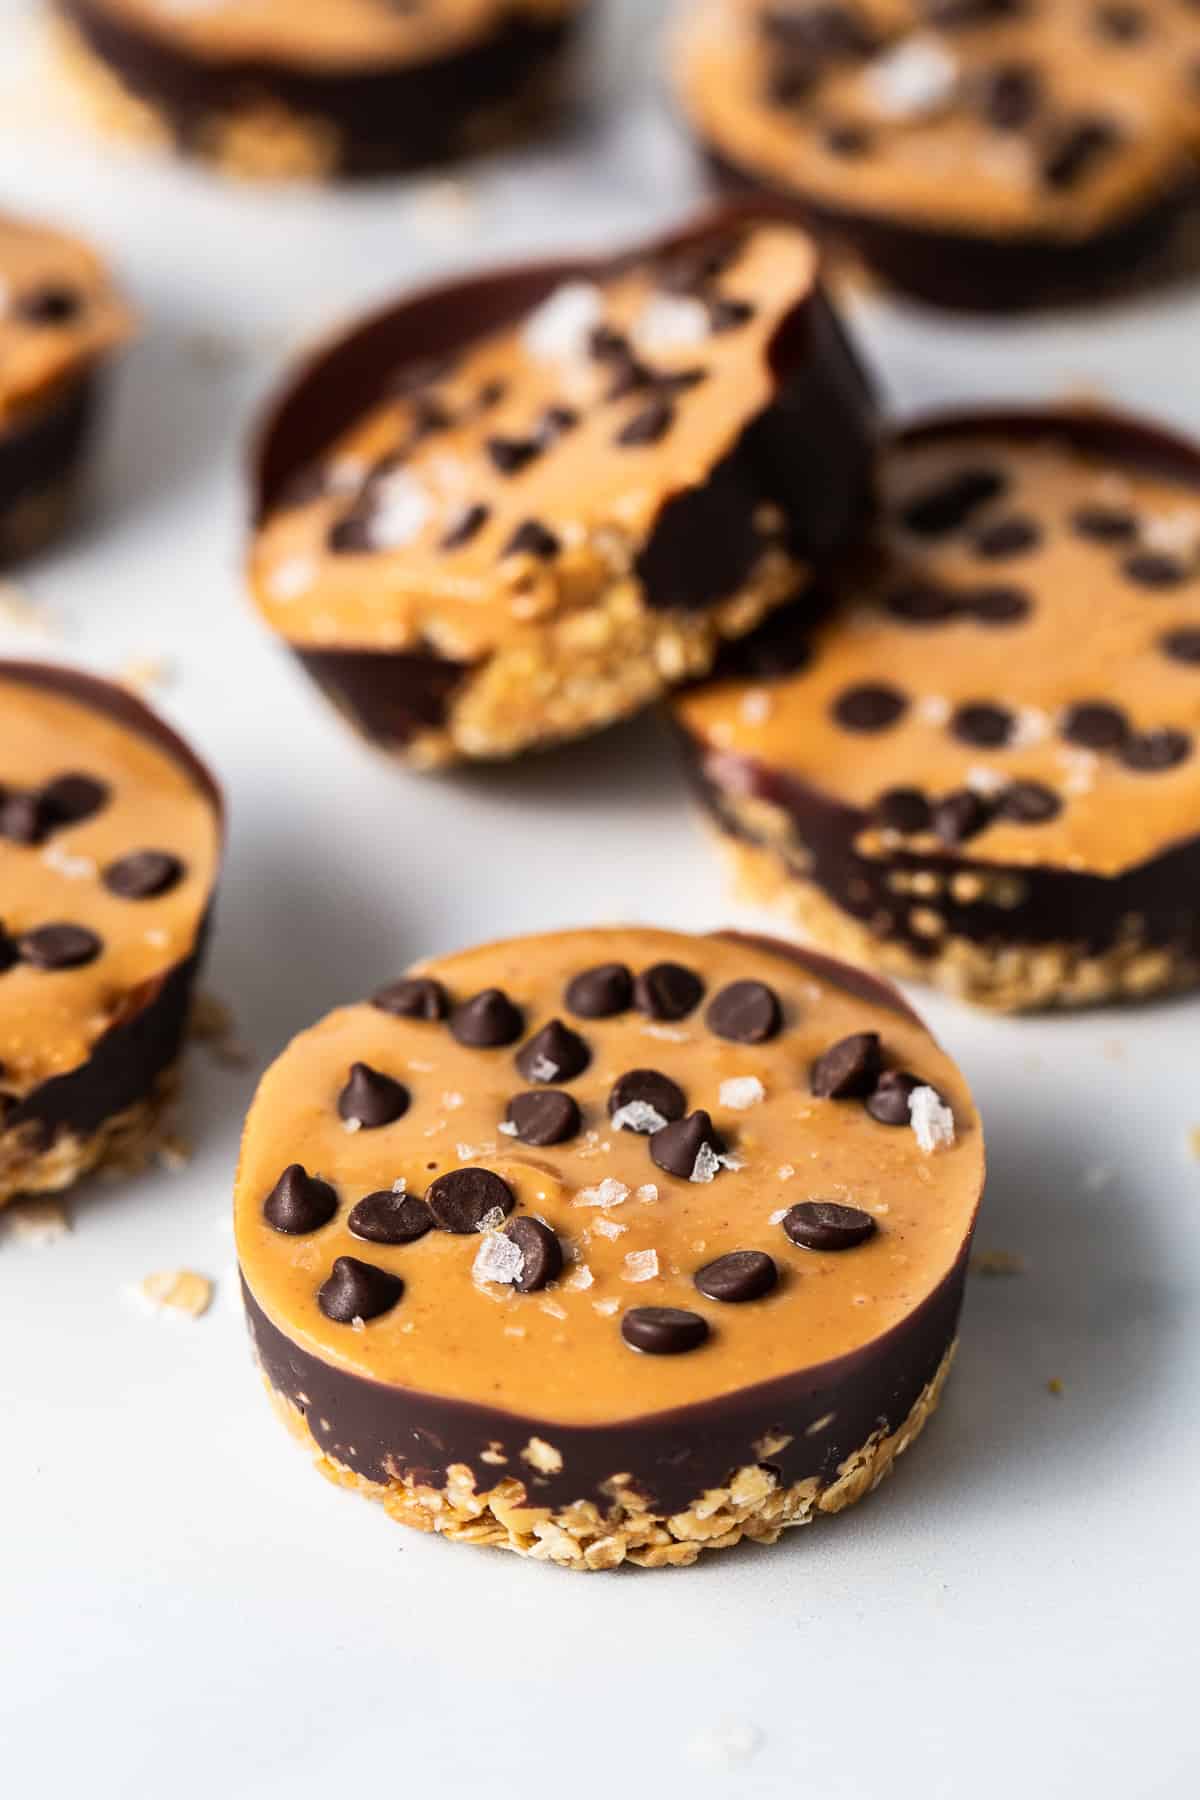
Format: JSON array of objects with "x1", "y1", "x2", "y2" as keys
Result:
[
  {"x1": 0, "y1": 1063, "x2": 181, "y2": 1208},
  {"x1": 718, "y1": 832, "x2": 1199, "y2": 1014},
  {"x1": 258, "y1": 1340, "x2": 956, "y2": 1571}
]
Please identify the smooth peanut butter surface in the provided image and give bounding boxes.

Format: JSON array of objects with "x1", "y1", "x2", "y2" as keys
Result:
[
  {"x1": 676, "y1": 0, "x2": 1194, "y2": 237},
  {"x1": 0, "y1": 213, "x2": 131, "y2": 428},
  {"x1": 676, "y1": 427, "x2": 1200, "y2": 878},
  {"x1": 0, "y1": 675, "x2": 219, "y2": 1094},
  {"x1": 235, "y1": 929, "x2": 982, "y2": 1428},
  {"x1": 250, "y1": 224, "x2": 817, "y2": 659},
  {"x1": 78, "y1": 0, "x2": 579, "y2": 66}
]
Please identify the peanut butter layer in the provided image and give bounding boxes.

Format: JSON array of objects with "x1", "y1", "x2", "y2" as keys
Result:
[
  {"x1": 0, "y1": 674, "x2": 220, "y2": 1098},
  {"x1": 676, "y1": 421, "x2": 1200, "y2": 881},
  {"x1": 0, "y1": 213, "x2": 132, "y2": 430},
  {"x1": 251, "y1": 223, "x2": 821, "y2": 662},
  {"x1": 234, "y1": 928, "x2": 982, "y2": 1429},
  {"x1": 675, "y1": 0, "x2": 1195, "y2": 239},
  {"x1": 75, "y1": 0, "x2": 580, "y2": 67}
]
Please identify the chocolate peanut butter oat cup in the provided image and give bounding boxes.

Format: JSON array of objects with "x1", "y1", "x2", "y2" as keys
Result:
[
  {"x1": 52, "y1": 0, "x2": 591, "y2": 180},
  {"x1": 248, "y1": 210, "x2": 877, "y2": 766},
  {"x1": 235, "y1": 927, "x2": 983, "y2": 1570},
  {"x1": 674, "y1": 408, "x2": 1200, "y2": 1011},
  {"x1": 0, "y1": 662, "x2": 222, "y2": 1207},
  {"x1": 0, "y1": 212, "x2": 132, "y2": 561},
  {"x1": 673, "y1": 1, "x2": 1200, "y2": 312}
]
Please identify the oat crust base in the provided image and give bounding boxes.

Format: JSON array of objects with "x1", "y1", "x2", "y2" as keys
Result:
[
  {"x1": 260, "y1": 1339, "x2": 955, "y2": 1571},
  {"x1": 0, "y1": 1063, "x2": 180, "y2": 1208}
]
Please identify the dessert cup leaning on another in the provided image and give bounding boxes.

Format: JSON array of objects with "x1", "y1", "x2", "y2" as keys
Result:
[
  {"x1": 235, "y1": 926, "x2": 983, "y2": 1570},
  {"x1": 0, "y1": 210, "x2": 132, "y2": 560},
  {"x1": 674, "y1": 407, "x2": 1200, "y2": 1011},
  {"x1": 248, "y1": 207, "x2": 878, "y2": 767},
  {"x1": 0, "y1": 661, "x2": 222, "y2": 1207},
  {"x1": 52, "y1": 0, "x2": 594, "y2": 179}
]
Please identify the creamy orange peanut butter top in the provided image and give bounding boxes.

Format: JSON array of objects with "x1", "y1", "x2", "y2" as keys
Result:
[
  {"x1": 234, "y1": 928, "x2": 982, "y2": 1427},
  {"x1": 675, "y1": 424, "x2": 1200, "y2": 878},
  {"x1": 0, "y1": 213, "x2": 132, "y2": 429},
  {"x1": 250, "y1": 223, "x2": 818, "y2": 660},
  {"x1": 676, "y1": 0, "x2": 1197, "y2": 237},
  {"x1": 78, "y1": 0, "x2": 580, "y2": 66},
  {"x1": 0, "y1": 675, "x2": 220, "y2": 1095}
]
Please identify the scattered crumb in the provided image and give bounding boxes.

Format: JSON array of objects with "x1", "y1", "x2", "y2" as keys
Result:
[
  {"x1": 1188, "y1": 1128, "x2": 1200, "y2": 1162},
  {"x1": 687, "y1": 1720, "x2": 764, "y2": 1769},
  {"x1": 970, "y1": 1249, "x2": 1027, "y2": 1278},
  {"x1": 0, "y1": 576, "x2": 58, "y2": 639},
  {"x1": 3, "y1": 1196, "x2": 71, "y2": 1245},
  {"x1": 1100, "y1": 1039, "x2": 1126, "y2": 1062},
  {"x1": 156, "y1": 1130, "x2": 193, "y2": 1174},
  {"x1": 1047, "y1": 1378, "x2": 1064, "y2": 1397},
  {"x1": 189, "y1": 992, "x2": 253, "y2": 1069},
  {"x1": 180, "y1": 329, "x2": 247, "y2": 372},
  {"x1": 521, "y1": 1436, "x2": 563, "y2": 1476},
  {"x1": 136, "y1": 1269, "x2": 213, "y2": 1319},
  {"x1": 406, "y1": 176, "x2": 478, "y2": 241},
  {"x1": 117, "y1": 655, "x2": 172, "y2": 697}
]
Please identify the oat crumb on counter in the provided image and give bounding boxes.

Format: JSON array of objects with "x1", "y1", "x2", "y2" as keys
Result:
[{"x1": 136, "y1": 1269, "x2": 213, "y2": 1319}]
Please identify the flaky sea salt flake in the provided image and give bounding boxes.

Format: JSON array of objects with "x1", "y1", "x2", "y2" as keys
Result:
[
  {"x1": 573, "y1": 1176, "x2": 630, "y2": 1209},
  {"x1": 473, "y1": 1233, "x2": 525, "y2": 1286},
  {"x1": 623, "y1": 1249, "x2": 659, "y2": 1283},
  {"x1": 720, "y1": 1076, "x2": 765, "y2": 1110},
  {"x1": 523, "y1": 281, "x2": 604, "y2": 362},
  {"x1": 866, "y1": 35, "x2": 958, "y2": 119},
  {"x1": 909, "y1": 1086, "x2": 956, "y2": 1153},
  {"x1": 611, "y1": 1100, "x2": 668, "y2": 1134}
]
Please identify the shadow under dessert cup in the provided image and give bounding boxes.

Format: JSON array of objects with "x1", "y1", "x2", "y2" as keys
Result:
[
  {"x1": 0, "y1": 212, "x2": 132, "y2": 561},
  {"x1": 52, "y1": 0, "x2": 592, "y2": 180},
  {"x1": 0, "y1": 662, "x2": 222, "y2": 1206},
  {"x1": 674, "y1": 407, "x2": 1200, "y2": 1012},
  {"x1": 235, "y1": 926, "x2": 983, "y2": 1570},
  {"x1": 248, "y1": 208, "x2": 877, "y2": 766},
  {"x1": 673, "y1": 0, "x2": 1200, "y2": 313}
]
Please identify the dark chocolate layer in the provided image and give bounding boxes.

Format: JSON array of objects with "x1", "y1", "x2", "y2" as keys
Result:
[
  {"x1": 61, "y1": 0, "x2": 584, "y2": 176},
  {"x1": 704, "y1": 148, "x2": 1200, "y2": 314},
  {"x1": 253, "y1": 206, "x2": 877, "y2": 749},
  {"x1": 679, "y1": 408, "x2": 1200, "y2": 964},
  {"x1": 0, "y1": 377, "x2": 95, "y2": 559},
  {"x1": 0, "y1": 661, "x2": 222, "y2": 1150},
  {"x1": 241, "y1": 931, "x2": 975, "y2": 1516}
]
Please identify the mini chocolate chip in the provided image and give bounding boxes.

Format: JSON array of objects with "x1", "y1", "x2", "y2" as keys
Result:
[
  {"x1": 263, "y1": 1163, "x2": 338, "y2": 1234},
  {"x1": 634, "y1": 961, "x2": 704, "y2": 1020},
  {"x1": 996, "y1": 781, "x2": 1062, "y2": 823},
  {"x1": 1162, "y1": 627, "x2": 1200, "y2": 664},
  {"x1": 440, "y1": 503, "x2": 490, "y2": 550},
  {"x1": 1123, "y1": 551, "x2": 1188, "y2": 588},
  {"x1": 979, "y1": 62, "x2": 1041, "y2": 129},
  {"x1": 621, "y1": 1306, "x2": 709, "y2": 1355},
  {"x1": 41, "y1": 772, "x2": 109, "y2": 824},
  {"x1": 328, "y1": 508, "x2": 374, "y2": 553},
  {"x1": 875, "y1": 788, "x2": 932, "y2": 835},
  {"x1": 318, "y1": 1256, "x2": 404, "y2": 1324},
  {"x1": 515, "y1": 1019, "x2": 590, "y2": 1084},
  {"x1": 505, "y1": 1216, "x2": 563, "y2": 1293},
  {"x1": 709, "y1": 297, "x2": 756, "y2": 332},
  {"x1": 19, "y1": 284, "x2": 81, "y2": 324},
  {"x1": 832, "y1": 683, "x2": 908, "y2": 732},
  {"x1": 589, "y1": 324, "x2": 630, "y2": 362},
  {"x1": 901, "y1": 468, "x2": 1007, "y2": 537},
  {"x1": 502, "y1": 519, "x2": 560, "y2": 560},
  {"x1": 782, "y1": 1201, "x2": 877, "y2": 1252},
  {"x1": 1071, "y1": 504, "x2": 1137, "y2": 543},
  {"x1": 506, "y1": 1089, "x2": 582, "y2": 1146},
  {"x1": 650, "y1": 1109, "x2": 726, "y2": 1180},
  {"x1": 0, "y1": 929, "x2": 18, "y2": 974},
  {"x1": 539, "y1": 405, "x2": 579, "y2": 442},
  {"x1": 608, "y1": 1069, "x2": 686, "y2": 1129},
  {"x1": 1062, "y1": 700, "x2": 1130, "y2": 749},
  {"x1": 694, "y1": 1250, "x2": 778, "y2": 1303},
  {"x1": 451, "y1": 988, "x2": 523, "y2": 1048},
  {"x1": 18, "y1": 923, "x2": 102, "y2": 969},
  {"x1": 822, "y1": 120, "x2": 873, "y2": 156},
  {"x1": 0, "y1": 791, "x2": 54, "y2": 845},
  {"x1": 656, "y1": 366, "x2": 709, "y2": 396},
  {"x1": 477, "y1": 378, "x2": 507, "y2": 410},
  {"x1": 407, "y1": 395, "x2": 453, "y2": 442},
  {"x1": 933, "y1": 790, "x2": 993, "y2": 846},
  {"x1": 762, "y1": 3, "x2": 877, "y2": 57},
  {"x1": 925, "y1": 0, "x2": 1022, "y2": 23},
  {"x1": 705, "y1": 979, "x2": 782, "y2": 1044},
  {"x1": 1042, "y1": 118, "x2": 1119, "y2": 189},
  {"x1": 279, "y1": 464, "x2": 329, "y2": 509},
  {"x1": 952, "y1": 702, "x2": 1015, "y2": 748},
  {"x1": 102, "y1": 851, "x2": 184, "y2": 900},
  {"x1": 348, "y1": 1190, "x2": 433, "y2": 1245},
  {"x1": 565, "y1": 962, "x2": 632, "y2": 1018},
  {"x1": 765, "y1": 57, "x2": 818, "y2": 107},
  {"x1": 966, "y1": 584, "x2": 1032, "y2": 625},
  {"x1": 372, "y1": 976, "x2": 449, "y2": 1020},
  {"x1": 866, "y1": 1070, "x2": 922, "y2": 1126},
  {"x1": 617, "y1": 397, "x2": 676, "y2": 447},
  {"x1": 605, "y1": 353, "x2": 655, "y2": 401},
  {"x1": 338, "y1": 1062, "x2": 410, "y2": 1129},
  {"x1": 426, "y1": 1167, "x2": 515, "y2": 1233},
  {"x1": 884, "y1": 580, "x2": 960, "y2": 624},
  {"x1": 973, "y1": 516, "x2": 1041, "y2": 559},
  {"x1": 811, "y1": 1031, "x2": 882, "y2": 1100},
  {"x1": 486, "y1": 436, "x2": 541, "y2": 475},
  {"x1": 1119, "y1": 728, "x2": 1192, "y2": 771},
  {"x1": 1093, "y1": 3, "x2": 1148, "y2": 40}
]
